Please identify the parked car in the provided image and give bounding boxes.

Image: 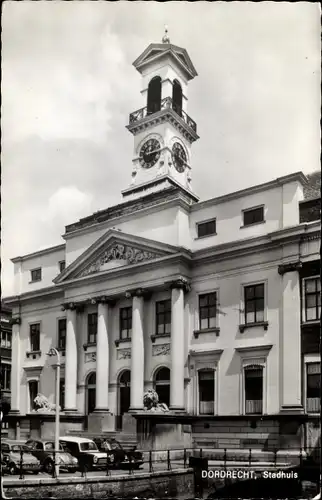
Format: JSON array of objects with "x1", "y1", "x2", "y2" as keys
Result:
[
  {"x1": 93, "y1": 437, "x2": 143, "y2": 469},
  {"x1": 1, "y1": 440, "x2": 42, "y2": 475},
  {"x1": 59, "y1": 436, "x2": 112, "y2": 471},
  {"x1": 25, "y1": 439, "x2": 78, "y2": 474}
]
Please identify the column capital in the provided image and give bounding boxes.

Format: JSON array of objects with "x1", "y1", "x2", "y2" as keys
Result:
[
  {"x1": 125, "y1": 288, "x2": 151, "y2": 300},
  {"x1": 170, "y1": 278, "x2": 191, "y2": 293},
  {"x1": 91, "y1": 296, "x2": 116, "y2": 307},
  {"x1": 61, "y1": 302, "x2": 84, "y2": 313},
  {"x1": 278, "y1": 261, "x2": 302, "y2": 276},
  {"x1": 10, "y1": 317, "x2": 21, "y2": 326}
]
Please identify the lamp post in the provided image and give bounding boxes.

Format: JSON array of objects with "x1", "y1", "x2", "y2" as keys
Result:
[{"x1": 47, "y1": 347, "x2": 61, "y2": 478}]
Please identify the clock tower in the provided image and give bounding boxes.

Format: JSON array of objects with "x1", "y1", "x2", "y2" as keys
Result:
[{"x1": 122, "y1": 29, "x2": 200, "y2": 203}]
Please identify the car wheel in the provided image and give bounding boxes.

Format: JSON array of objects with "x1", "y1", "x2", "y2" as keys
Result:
[
  {"x1": 32, "y1": 471, "x2": 39, "y2": 475},
  {"x1": 70, "y1": 468, "x2": 77, "y2": 474},
  {"x1": 8, "y1": 463, "x2": 17, "y2": 475},
  {"x1": 44, "y1": 460, "x2": 54, "y2": 474}
]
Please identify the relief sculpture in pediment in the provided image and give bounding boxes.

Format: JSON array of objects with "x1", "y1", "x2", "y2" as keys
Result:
[{"x1": 79, "y1": 243, "x2": 162, "y2": 277}]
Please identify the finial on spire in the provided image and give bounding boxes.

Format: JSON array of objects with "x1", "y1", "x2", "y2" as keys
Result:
[{"x1": 162, "y1": 25, "x2": 170, "y2": 44}]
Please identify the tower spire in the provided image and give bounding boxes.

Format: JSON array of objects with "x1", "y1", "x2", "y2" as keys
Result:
[{"x1": 162, "y1": 25, "x2": 170, "y2": 44}]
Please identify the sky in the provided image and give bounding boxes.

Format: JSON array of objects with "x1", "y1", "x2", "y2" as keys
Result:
[{"x1": 1, "y1": 1, "x2": 321, "y2": 297}]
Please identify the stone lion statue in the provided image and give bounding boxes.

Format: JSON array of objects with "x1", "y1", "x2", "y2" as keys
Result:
[
  {"x1": 143, "y1": 389, "x2": 169, "y2": 412},
  {"x1": 34, "y1": 393, "x2": 59, "y2": 413}
]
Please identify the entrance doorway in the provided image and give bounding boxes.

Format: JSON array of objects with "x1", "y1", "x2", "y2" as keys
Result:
[
  {"x1": 117, "y1": 370, "x2": 131, "y2": 430},
  {"x1": 154, "y1": 367, "x2": 170, "y2": 408},
  {"x1": 85, "y1": 372, "x2": 96, "y2": 429}
]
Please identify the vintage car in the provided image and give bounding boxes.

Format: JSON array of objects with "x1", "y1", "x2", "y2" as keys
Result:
[
  {"x1": 59, "y1": 436, "x2": 112, "y2": 471},
  {"x1": 93, "y1": 437, "x2": 143, "y2": 469},
  {"x1": 1, "y1": 440, "x2": 42, "y2": 475},
  {"x1": 25, "y1": 439, "x2": 78, "y2": 474}
]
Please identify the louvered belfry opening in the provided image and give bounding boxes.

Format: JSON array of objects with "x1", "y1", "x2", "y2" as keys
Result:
[{"x1": 147, "y1": 76, "x2": 162, "y2": 115}]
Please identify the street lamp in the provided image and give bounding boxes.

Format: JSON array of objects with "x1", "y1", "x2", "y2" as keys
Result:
[{"x1": 47, "y1": 347, "x2": 61, "y2": 478}]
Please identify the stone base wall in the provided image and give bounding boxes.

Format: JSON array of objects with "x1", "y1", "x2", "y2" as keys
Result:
[
  {"x1": 3, "y1": 469, "x2": 194, "y2": 499},
  {"x1": 192, "y1": 418, "x2": 303, "y2": 450}
]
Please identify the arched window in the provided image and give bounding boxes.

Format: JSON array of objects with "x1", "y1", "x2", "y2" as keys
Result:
[
  {"x1": 86, "y1": 372, "x2": 96, "y2": 416},
  {"x1": 147, "y1": 76, "x2": 162, "y2": 115},
  {"x1": 244, "y1": 365, "x2": 263, "y2": 414},
  {"x1": 87, "y1": 372, "x2": 96, "y2": 386},
  {"x1": 119, "y1": 370, "x2": 131, "y2": 387},
  {"x1": 154, "y1": 367, "x2": 170, "y2": 407},
  {"x1": 172, "y1": 79, "x2": 183, "y2": 117}
]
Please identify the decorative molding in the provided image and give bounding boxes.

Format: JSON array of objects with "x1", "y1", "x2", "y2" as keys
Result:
[
  {"x1": 61, "y1": 302, "x2": 84, "y2": 313},
  {"x1": 152, "y1": 343, "x2": 170, "y2": 356},
  {"x1": 117, "y1": 348, "x2": 131, "y2": 360},
  {"x1": 278, "y1": 261, "x2": 302, "y2": 275},
  {"x1": 83, "y1": 343, "x2": 96, "y2": 352},
  {"x1": 125, "y1": 288, "x2": 152, "y2": 300},
  {"x1": 26, "y1": 350, "x2": 42, "y2": 360},
  {"x1": 150, "y1": 333, "x2": 171, "y2": 343},
  {"x1": 235, "y1": 344, "x2": 273, "y2": 357},
  {"x1": 193, "y1": 327, "x2": 220, "y2": 339},
  {"x1": 115, "y1": 338, "x2": 131, "y2": 347},
  {"x1": 79, "y1": 244, "x2": 163, "y2": 278},
  {"x1": 239, "y1": 322, "x2": 269, "y2": 333},
  {"x1": 85, "y1": 352, "x2": 96, "y2": 363}
]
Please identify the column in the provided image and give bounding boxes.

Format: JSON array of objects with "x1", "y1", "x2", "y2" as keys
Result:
[
  {"x1": 170, "y1": 279, "x2": 187, "y2": 411},
  {"x1": 10, "y1": 318, "x2": 21, "y2": 414},
  {"x1": 130, "y1": 290, "x2": 144, "y2": 411},
  {"x1": 64, "y1": 306, "x2": 78, "y2": 412},
  {"x1": 95, "y1": 301, "x2": 109, "y2": 411},
  {"x1": 278, "y1": 262, "x2": 303, "y2": 413}
]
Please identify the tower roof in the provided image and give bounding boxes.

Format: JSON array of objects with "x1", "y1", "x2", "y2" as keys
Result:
[{"x1": 132, "y1": 43, "x2": 198, "y2": 81}]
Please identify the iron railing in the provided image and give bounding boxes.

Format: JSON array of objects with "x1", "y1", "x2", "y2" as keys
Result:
[{"x1": 129, "y1": 97, "x2": 197, "y2": 133}]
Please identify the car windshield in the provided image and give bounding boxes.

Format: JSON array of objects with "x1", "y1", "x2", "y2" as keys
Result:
[
  {"x1": 80, "y1": 442, "x2": 98, "y2": 452},
  {"x1": 11, "y1": 445, "x2": 31, "y2": 452}
]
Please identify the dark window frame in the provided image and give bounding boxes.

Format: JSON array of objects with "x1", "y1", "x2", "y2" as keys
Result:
[
  {"x1": 242, "y1": 206, "x2": 264, "y2": 227},
  {"x1": 1, "y1": 330, "x2": 12, "y2": 348},
  {"x1": 87, "y1": 313, "x2": 98, "y2": 344},
  {"x1": 199, "y1": 292, "x2": 217, "y2": 330},
  {"x1": 244, "y1": 365, "x2": 263, "y2": 415},
  {"x1": 58, "y1": 318, "x2": 66, "y2": 350},
  {"x1": 304, "y1": 277, "x2": 321, "y2": 322},
  {"x1": 155, "y1": 300, "x2": 171, "y2": 335},
  {"x1": 147, "y1": 76, "x2": 162, "y2": 115},
  {"x1": 0, "y1": 363, "x2": 11, "y2": 391},
  {"x1": 30, "y1": 268, "x2": 42, "y2": 282},
  {"x1": 244, "y1": 284, "x2": 265, "y2": 324},
  {"x1": 29, "y1": 323, "x2": 40, "y2": 352},
  {"x1": 120, "y1": 307, "x2": 132, "y2": 340},
  {"x1": 306, "y1": 361, "x2": 320, "y2": 413},
  {"x1": 59, "y1": 260, "x2": 66, "y2": 273},
  {"x1": 29, "y1": 380, "x2": 39, "y2": 411},
  {"x1": 197, "y1": 218, "x2": 216, "y2": 238},
  {"x1": 59, "y1": 379, "x2": 65, "y2": 410},
  {"x1": 198, "y1": 368, "x2": 215, "y2": 415}
]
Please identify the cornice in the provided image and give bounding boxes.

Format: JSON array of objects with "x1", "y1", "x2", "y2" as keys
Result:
[
  {"x1": 11, "y1": 244, "x2": 65, "y2": 264},
  {"x1": 126, "y1": 108, "x2": 199, "y2": 143},
  {"x1": 3, "y1": 286, "x2": 63, "y2": 307},
  {"x1": 191, "y1": 172, "x2": 308, "y2": 212},
  {"x1": 278, "y1": 261, "x2": 302, "y2": 275}
]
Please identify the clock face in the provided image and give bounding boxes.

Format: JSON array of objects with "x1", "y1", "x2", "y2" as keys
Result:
[
  {"x1": 139, "y1": 139, "x2": 161, "y2": 168},
  {"x1": 171, "y1": 142, "x2": 187, "y2": 173}
]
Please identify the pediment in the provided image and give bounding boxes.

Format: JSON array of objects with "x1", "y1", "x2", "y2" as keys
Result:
[
  {"x1": 54, "y1": 229, "x2": 180, "y2": 284},
  {"x1": 133, "y1": 43, "x2": 198, "y2": 80}
]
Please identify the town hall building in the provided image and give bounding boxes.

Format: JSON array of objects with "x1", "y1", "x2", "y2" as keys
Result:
[{"x1": 4, "y1": 34, "x2": 321, "y2": 451}]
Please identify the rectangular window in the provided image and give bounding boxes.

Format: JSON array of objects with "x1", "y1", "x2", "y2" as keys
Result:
[
  {"x1": 29, "y1": 380, "x2": 39, "y2": 411},
  {"x1": 199, "y1": 292, "x2": 217, "y2": 330},
  {"x1": 0, "y1": 364, "x2": 11, "y2": 391},
  {"x1": 197, "y1": 219, "x2": 216, "y2": 238},
  {"x1": 243, "y1": 206, "x2": 264, "y2": 226},
  {"x1": 156, "y1": 300, "x2": 171, "y2": 335},
  {"x1": 245, "y1": 366, "x2": 263, "y2": 414},
  {"x1": 198, "y1": 370, "x2": 215, "y2": 415},
  {"x1": 59, "y1": 261, "x2": 66, "y2": 273},
  {"x1": 30, "y1": 323, "x2": 40, "y2": 352},
  {"x1": 59, "y1": 379, "x2": 65, "y2": 410},
  {"x1": 120, "y1": 307, "x2": 132, "y2": 340},
  {"x1": 58, "y1": 319, "x2": 66, "y2": 350},
  {"x1": 87, "y1": 313, "x2": 98, "y2": 344},
  {"x1": 304, "y1": 277, "x2": 321, "y2": 322},
  {"x1": 1, "y1": 330, "x2": 12, "y2": 348},
  {"x1": 244, "y1": 284, "x2": 264, "y2": 324},
  {"x1": 30, "y1": 268, "x2": 42, "y2": 282},
  {"x1": 306, "y1": 362, "x2": 321, "y2": 413}
]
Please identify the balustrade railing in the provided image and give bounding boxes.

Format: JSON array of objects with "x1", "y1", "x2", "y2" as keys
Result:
[
  {"x1": 245, "y1": 399, "x2": 263, "y2": 414},
  {"x1": 306, "y1": 397, "x2": 320, "y2": 413},
  {"x1": 129, "y1": 97, "x2": 197, "y2": 132}
]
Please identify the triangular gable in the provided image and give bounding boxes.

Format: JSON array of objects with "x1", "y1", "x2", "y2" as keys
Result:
[
  {"x1": 133, "y1": 43, "x2": 198, "y2": 80},
  {"x1": 54, "y1": 229, "x2": 180, "y2": 284}
]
